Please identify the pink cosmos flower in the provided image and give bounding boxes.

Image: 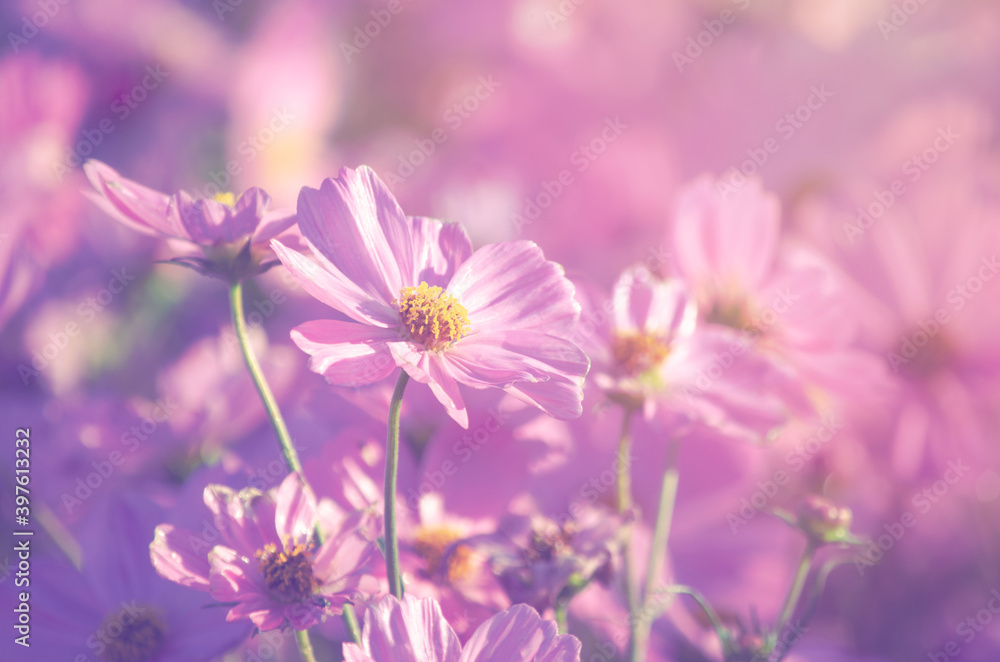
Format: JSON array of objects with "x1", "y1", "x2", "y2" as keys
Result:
[
  {"x1": 398, "y1": 492, "x2": 508, "y2": 637},
  {"x1": 271, "y1": 165, "x2": 589, "y2": 428},
  {"x1": 150, "y1": 472, "x2": 375, "y2": 631},
  {"x1": 344, "y1": 594, "x2": 581, "y2": 662},
  {"x1": 579, "y1": 265, "x2": 794, "y2": 442},
  {"x1": 667, "y1": 176, "x2": 884, "y2": 411},
  {"x1": 84, "y1": 159, "x2": 297, "y2": 280}
]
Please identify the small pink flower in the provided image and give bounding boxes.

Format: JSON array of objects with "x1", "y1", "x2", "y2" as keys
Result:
[
  {"x1": 150, "y1": 473, "x2": 375, "y2": 631},
  {"x1": 582, "y1": 266, "x2": 795, "y2": 441},
  {"x1": 271, "y1": 165, "x2": 589, "y2": 427},
  {"x1": 344, "y1": 594, "x2": 581, "y2": 662},
  {"x1": 84, "y1": 159, "x2": 296, "y2": 280}
]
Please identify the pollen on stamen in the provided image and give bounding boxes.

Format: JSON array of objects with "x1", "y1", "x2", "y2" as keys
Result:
[
  {"x1": 256, "y1": 540, "x2": 318, "y2": 604},
  {"x1": 612, "y1": 331, "x2": 671, "y2": 378},
  {"x1": 97, "y1": 605, "x2": 166, "y2": 662},
  {"x1": 393, "y1": 282, "x2": 471, "y2": 350},
  {"x1": 212, "y1": 191, "x2": 236, "y2": 207}
]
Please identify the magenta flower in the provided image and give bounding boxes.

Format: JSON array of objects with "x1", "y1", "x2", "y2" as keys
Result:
[
  {"x1": 343, "y1": 594, "x2": 581, "y2": 662},
  {"x1": 150, "y1": 472, "x2": 375, "y2": 631},
  {"x1": 271, "y1": 165, "x2": 588, "y2": 427},
  {"x1": 84, "y1": 159, "x2": 296, "y2": 280}
]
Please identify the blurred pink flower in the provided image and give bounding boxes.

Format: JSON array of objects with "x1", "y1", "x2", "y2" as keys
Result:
[
  {"x1": 150, "y1": 472, "x2": 375, "y2": 631},
  {"x1": 272, "y1": 165, "x2": 589, "y2": 428},
  {"x1": 485, "y1": 504, "x2": 623, "y2": 616},
  {"x1": 344, "y1": 593, "x2": 581, "y2": 662},
  {"x1": 579, "y1": 266, "x2": 793, "y2": 442},
  {"x1": 667, "y1": 175, "x2": 883, "y2": 410},
  {"x1": 26, "y1": 496, "x2": 249, "y2": 662},
  {"x1": 397, "y1": 492, "x2": 508, "y2": 638},
  {"x1": 84, "y1": 159, "x2": 296, "y2": 279},
  {"x1": 0, "y1": 54, "x2": 88, "y2": 327}
]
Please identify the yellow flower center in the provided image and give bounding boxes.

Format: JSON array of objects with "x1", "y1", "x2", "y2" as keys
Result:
[
  {"x1": 612, "y1": 331, "x2": 671, "y2": 377},
  {"x1": 394, "y1": 282, "x2": 470, "y2": 350},
  {"x1": 212, "y1": 191, "x2": 236, "y2": 207},
  {"x1": 97, "y1": 606, "x2": 166, "y2": 662},
  {"x1": 256, "y1": 541, "x2": 318, "y2": 603},
  {"x1": 414, "y1": 525, "x2": 474, "y2": 583}
]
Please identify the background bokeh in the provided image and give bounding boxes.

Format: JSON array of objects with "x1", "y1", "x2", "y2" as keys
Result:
[{"x1": 2, "y1": 0, "x2": 1000, "y2": 660}]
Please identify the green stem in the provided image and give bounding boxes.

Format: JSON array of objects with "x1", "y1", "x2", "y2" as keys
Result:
[
  {"x1": 634, "y1": 436, "x2": 680, "y2": 659},
  {"x1": 385, "y1": 370, "x2": 410, "y2": 599},
  {"x1": 342, "y1": 604, "x2": 363, "y2": 645},
  {"x1": 669, "y1": 585, "x2": 731, "y2": 653},
  {"x1": 228, "y1": 280, "x2": 302, "y2": 475},
  {"x1": 617, "y1": 408, "x2": 634, "y2": 513},
  {"x1": 775, "y1": 541, "x2": 816, "y2": 637},
  {"x1": 615, "y1": 408, "x2": 643, "y2": 662},
  {"x1": 294, "y1": 629, "x2": 317, "y2": 662},
  {"x1": 555, "y1": 602, "x2": 568, "y2": 634}
]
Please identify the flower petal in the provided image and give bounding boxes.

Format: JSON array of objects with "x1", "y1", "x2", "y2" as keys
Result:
[
  {"x1": 83, "y1": 159, "x2": 182, "y2": 239},
  {"x1": 272, "y1": 238, "x2": 397, "y2": 326},
  {"x1": 291, "y1": 320, "x2": 399, "y2": 387},
  {"x1": 297, "y1": 167, "x2": 413, "y2": 301},
  {"x1": 203, "y1": 484, "x2": 280, "y2": 554},
  {"x1": 445, "y1": 332, "x2": 560, "y2": 388},
  {"x1": 273, "y1": 473, "x2": 317, "y2": 545},
  {"x1": 149, "y1": 524, "x2": 212, "y2": 590},
  {"x1": 671, "y1": 176, "x2": 779, "y2": 293},
  {"x1": 388, "y1": 344, "x2": 469, "y2": 427},
  {"x1": 612, "y1": 267, "x2": 696, "y2": 342},
  {"x1": 347, "y1": 595, "x2": 462, "y2": 662},
  {"x1": 410, "y1": 216, "x2": 474, "y2": 287},
  {"x1": 451, "y1": 330, "x2": 587, "y2": 420},
  {"x1": 460, "y1": 603, "x2": 581, "y2": 662},
  {"x1": 427, "y1": 356, "x2": 469, "y2": 428},
  {"x1": 448, "y1": 241, "x2": 580, "y2": 334}
]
